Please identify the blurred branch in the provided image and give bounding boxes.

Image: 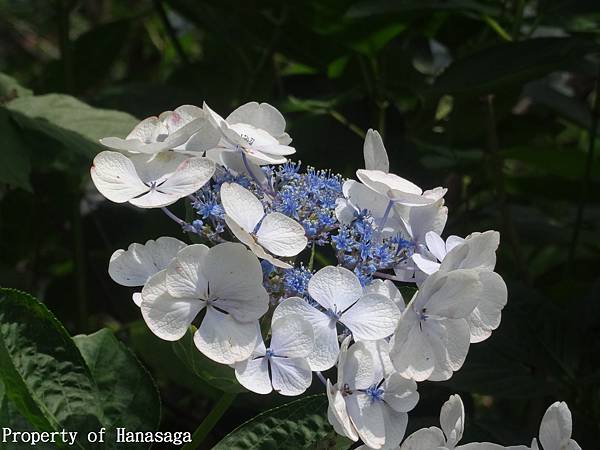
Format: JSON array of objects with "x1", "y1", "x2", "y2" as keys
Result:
[
  {"x1": 181, "y1": 392, "x2": 237, "y2": 450},
  {"x1": 481, "y1": 15, "x2": 512, "y2": 42},
  {"x1": 328, "y1": 109, "x2": 366, "y2": 139},
  {"x1": 56, "y1": 0, "x2": 77, "y2": 93},
  {"x1": 484, "y1": 95, "x2": 531, "y2": 285},
  {"x1": 153, "y1": 0, "x2": 190, "y2": 66},
  {"x1": 568, "y1": 64, "x2": 600, "y2": 268}
]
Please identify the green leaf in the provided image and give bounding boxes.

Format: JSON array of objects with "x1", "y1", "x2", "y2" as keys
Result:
[
  {"x1": 0, "y1": 289, "x2": 161, "y2": 449},
  {"x1": 0, "y1": 380, "x2": 57, "y2": 450},
  {"x1": 0, "y1": 288, "x2": 105, "y2": 447},
  {"x1": 172, "y1": 327, "x2": 245, "y2": 393},
  {"x1": 0, "y1": 72, "x2": 33, "y2": 99},
  {"x1": 346, "y1": 0, "x2": 500, "y2": 18},
  {"x1": 213, "y1": 394, "x2": 353, "y2": 450},
  {"x1": 5, "y1": 93, "x2": 138, "y2": 160},
  {"x1": 0, "y1": 108, "x2": 32, "y2": 190},
  {"x1": 73, "y1": 329, "x2": 161, "y2": 448},
  {"x1": 429, "y1": 38, "x2": 598, "y2": 96}
]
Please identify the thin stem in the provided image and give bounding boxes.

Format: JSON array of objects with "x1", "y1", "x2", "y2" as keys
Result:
[
  {"x1": 328, "y1": 110, "x2": 366, "y2": 139},
  {"x1": 181, "y1": 392, "x2": 237, "y2": 450},
  {"x1": 315, "y1": 371, "x2": 327, "y2": 387},
  {"x1": 153, "y1": 0, "x2": 190, "y2": 66},
  {"x1": 378, "y1": 200, "x2": 393, "y2": 233},
  {"x1": 308, "y1": 244, "x2": 316, "y2": 271},
  {"x1": 241, "y1": 151, "x2": 275, "y2": 196},
  {"x1": 374, "y1": 271, "x2": 402, "y2": 282},
  {"x1": 161, "y1": 207, "x2": 186, "y2": 226},
  {"x1": 484, "y1": 95, "x2": 531, "y2": 285},
  {"x1": 568, "y1": 64, "x2": 600, "y2": 268}
]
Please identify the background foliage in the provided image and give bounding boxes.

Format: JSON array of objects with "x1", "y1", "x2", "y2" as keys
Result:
[{"x1": 0, "y1": 0, "x2": 599, "y2": 448}]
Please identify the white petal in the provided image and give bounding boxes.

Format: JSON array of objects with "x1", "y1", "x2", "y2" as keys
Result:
[
  {"x1": 381, "y1": 407, "x2": 408, "y2": 450},
  {"x1": 458, "y1": 443, "x2": 531, "y2": 450},
  {"x1": 439, "y1": 231, "x2": 499, "y2": 273},
  {"x1": 440, "y1": 394, "x2": 465, "y2": 447},
  {"x1": 343, "y1": 179, "x2": 396, "y2": 220},
  {"x1": 406, "y1": 200, "x2": 448, "y2": 243},
  {"x1": 446, "y1": 235, "x2": 465, "y2": 253},
  {"x1": 130, "y1": 157, "x2": 214, "y2": 208},
  {"x1": 427, "y1": 318, "x2": 471, "y2": 381},
  {"x1": 347, "y1": 393, "x2": 386, "y2": 449},
  {"x1": 165, "y1": 244, "x2": 209, "y2": 298},
  {"x1": 399, "y1": 427, "x2": 445, "y2": 450},
  {"x1": 109, "y1": 237, "x2": 186, "y2": 287},
  {"x1": 270, "y1": 314, "x2": 314, "y2": 358},
  {"x1": 308, "y1": 266, "x2": 363, "y2": 311},
  {"x1": 341, "y1": 294, "x2": 400, "y2": 341},
  {"x1": 194, "y1": 308, "x2": 261, "y2": 364},
  {"x1": 226, "y1": 102, "x2": 286, "y2": 137},
  {"x1": 412, "y1": 254, "x2": 442, "y2": 276},
  {"x1": 256, "y1": 213, "x2": 307, "y2": 257},
  {"x1": 340, "y1": 341, "x2": 375, "y2": 390},
  {"x1": 356, "y1": 170, "x2": 433, "y2": 206},
  {"x1": 362, "y1": 339, "x2": 395, "y2": 381},
  {"x1": 132, "y1": 292, "x2": 142, "y2": 307},
  {"x1": 224, "y1": 216, "x2": 293, "y2": 269},
  {"x1": 220, "y1": 182, "x2": 264, "y2": 232},
  {"x1": 382, "y1": 373, "x2": 419, "y2": 413},
  {"x1": 327, "y1": 380, "x2": 359, "y2": 441},
  {"x1": 234, "y1": 355, "x2": 271, "y2": 394},
  {"x1": 539, "y1": 402, "x2": 573, "y2": 450},
  {"x1": 390, "y1": 312, "x2": 435, "y2": 382},
  {"x1": 364, "y1": 279, "x2": 406, "y2": 312},
  {"x1": 363, "y1": 129, "x2": 389, "y2": 172},
  {"x1": 416, "y1": 269, "x2": 481, "y2": 319},
  {"x1": 270, "y1": 357, "x2": 313, "y2": 396},
  {"x1": 273, "y1": 297, "x2": 339, "y2": 370},
  {"x1": 91, "y1": 151, "x2": 149, "y2": 203},
  {"x1": 426, "y1": 231, "x2": 447, "y2": 262},
  {"x1": 467, "y1": 272, "x2": 507, "y2": 343},
  {"x1": 207, "y1": 148, "x2": 267, "y2": 185},
  {"x1": 140, "y1": 271, "x2": 204, "y2": 341},
  {"x1": 203, "y1": 242, "x2": 269, "y2": 321}
]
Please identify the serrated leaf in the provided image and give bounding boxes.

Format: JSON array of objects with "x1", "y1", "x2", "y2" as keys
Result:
[
  {"x1": 73, "y1": 329, "x2": 161, "y2": 448},
  {"x1": 0, "y1": 288, "x2": 105, "y2": 448},
  {"x1": 213, "y1": 394, "x2": 353, "y2": 450},
  {"x1": 172, "y1": 327, "x2": 245, "y2": 393},
  {"x1": 0, "y1": 289, "x2": 161, "y2": 449}
]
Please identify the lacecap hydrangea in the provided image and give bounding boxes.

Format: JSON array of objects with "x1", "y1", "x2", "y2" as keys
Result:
[{"x1": 92, "y1": 102, "x2": 582, "y2": 450}]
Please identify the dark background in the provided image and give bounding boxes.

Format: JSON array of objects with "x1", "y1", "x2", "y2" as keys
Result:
[{"x1": 0, "y1": 0, "x2": 599, "y2": 447}]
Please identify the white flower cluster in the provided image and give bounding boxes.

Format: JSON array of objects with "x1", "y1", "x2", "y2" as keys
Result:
[{"x1": 91, "y1": 102, "x2": 581, "y2": 449}]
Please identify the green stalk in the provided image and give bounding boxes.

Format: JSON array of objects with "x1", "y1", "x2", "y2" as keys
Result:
[{"x1": 181, "y1": 392, "x2": 237, "y2": 450}]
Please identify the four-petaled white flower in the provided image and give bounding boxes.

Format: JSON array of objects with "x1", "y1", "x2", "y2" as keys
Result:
[
  {"x1": 234, "y1": 314, "x2": 314, "y2": 396},
  {"x1": 100, "y1": 105, "x2": 220, "y2": 155},
  {"x1": 328, "y1": 337, "x2": 419, "y2": 449},
  {"x1": 220, "y1": 182, "x2": 307, "y2": 268},
  {"x1": 413, "y1": 231, "x2": 507, "y2": 344},
  {"x1": 205, "y1": 101, "x2": 295, "y2": 165},
  {"x1": 400, "y1": 394, "x2": 529, "y2": 450},
  {"x1": 108, "y1": 236, "x2": 186, "y2": 306},
  {"x1": 531, "y1": 402, "x2": 581, "y2": 450},
  {"x1": 140, "y1": 242, "x2": 268, "y2": 364},
  {"x1": 91, "y1": 151, "x2": 215, "y2": 208},
  {"x1": 274, "y1": 266, "x2": 400, "y2": 371},
  {"x1": 390, "y1": 269, "x2": 484, "y2": 381}
]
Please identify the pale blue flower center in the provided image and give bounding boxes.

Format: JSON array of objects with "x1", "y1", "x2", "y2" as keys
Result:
[{"x1": 365, "y1": 384, "x2": 384, "y2": 402}]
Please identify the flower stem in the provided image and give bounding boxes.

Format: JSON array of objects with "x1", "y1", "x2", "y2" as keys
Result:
[
  {"x1": 181, "y1": 392, "x2": 237, "y2": 450},
  {"x1": 315, "y1": 371, "x2": 327, "y2": 386},
  {"x1": 161, "y1": 207, "x2": 185, "y2": 226}
]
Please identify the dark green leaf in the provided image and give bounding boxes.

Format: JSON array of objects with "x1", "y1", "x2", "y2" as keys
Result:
[
  {"x1": 0, "y1": 288, "x2": 105, "y2": 447},
  {"x1": 73, "y1": 329, "x2": 161, "y2": 447},
  {"x1": 0, "y1": 73, "x2": 33, "y2": 99},
  {"x1": 213, "y1": 394, "x2": 353, "y2": 450}
]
